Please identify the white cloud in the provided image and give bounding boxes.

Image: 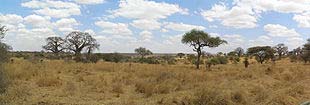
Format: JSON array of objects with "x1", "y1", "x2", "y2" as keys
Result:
[
  {"x1": 248, "y1": 35, "x2": 274, "y2": 47},
  {"x1": 293, "y1": 12, "x2": 310, "y2": 28},
  {"x1": 139, "y1": 30, "x2": 152, "y2": 41},
  {"x1": 164, "y1": 22, "x2": 206, "y2": 32},
  {"x1": 95, "y1": 21, "x2": 133, "y2": 36},
  {"x1": 74, "y1": 0, "x2": 105, "y2": 5},
  {"x1": 131, "y1": 19, "x2": 161, "y2": 30},
  {"x1": 202, "y1": 0, "x2": 310, "y2": 29},
  {"x1": 264, "y1": 24, "x2": 300, "y2": 37},
  {"x1": 22, "y1": 0, "x2": 81, "y2": 18},
  {"x1": 54, "y1": 18, "x2": 79, "y2": 33},
  {"x1": 24, "y1": 14, "x2": 52, "y2": 28},
  {"x1": 85, "y1": 29, "x2": 96, "y2": 36},
  {"x1": 201, "y1": 3, "x2": 257, "y2": 28},
  {"x1": 0, "y1": 14, "x2": 23, "y2": 25},
  {"x1": 110, "y1": 0, "x2": 188, "y2": 20}
]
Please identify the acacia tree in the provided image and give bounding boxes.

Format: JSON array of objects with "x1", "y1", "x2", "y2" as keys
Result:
[
  {"x1": 177, "y1": 53, "x2": 185, "y2": 58},
  {"x1": 235, "y1": 47, "x2": 244, "y2": 57},
  {"x1": 0, "y1": 25, "x2": 10, "y2": 93},
  {"x1": 65, "y1": 31, "x2": 99, "y2": 61},
  {"x1": 273, "y1": 43, "x2": 288, "y2": 59},
  {"x1": 301, "y1": 39, "x2": 310, "y2": 63},
  {"x1": 182, "y1": 29, "x2": 227, "y2": 69},
  {"x1": 134, "y1": 47, "x2": 152, "y2": 59},
  {"x1": 247, "y1": 46, "x2": 274, "y2": 64},
  {"x1": 42, "y1": 37, "x2": 65, "y2": 56},
  {"x1": 0, "y1": 25, "x2": 7, "y2": 39}
]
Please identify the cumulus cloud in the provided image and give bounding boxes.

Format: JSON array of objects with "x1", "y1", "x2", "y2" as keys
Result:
[
  {"x1": 109, "y1": 0, "x2": 188, "y2": 20},
  {"x1": 201, "y1": 3, "x2": 257, "y2": 28},
  {"x1": 21, "y1": 0, "x2": 81, "y2": 18},
  {"x1": 131, "y1": 19, "x2": 161, "y2": 30},
  {"x1": 95, "y1": 21, "x2": 133, "y2": 36},
  {"x1": 54, "y1": 18, "x2": 79, "y2": 33},
  {"x1": 74, "y1": 0, "x2": 105, "y2": 5},
  {"x1": 264, "y1": 24, "x2": 300, "y2": 37},
  {"x1": 202, "y1": 0, "x2": 310, "y2": 29},
  {"x1": 139, "y1": 30, "x2": 152, "y2": 41},
  {"x1": 164, "y1": 22, "x2": 206, "y2": 32},
  {"x1": 24, "y1": 14, "x2": 52, "y2": 28}
]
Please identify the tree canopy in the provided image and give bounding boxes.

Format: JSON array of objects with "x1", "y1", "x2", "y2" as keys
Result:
[
  {"x1": 182, "y1": 29, "x2": 227, "y2": 69},
  {"x1": 247, "y1": 46, "x2": 275, "y2": 64},
  {"x1": 134, "y1": 47, "x2": 152, "y2": 58},
  {"x1": 273, "y1": 43, "x2": 288, "y2": 59},
  {"x1": 42, "y1": 37, "x2": 65, "y2": 55},
  {"x1": 65, "y1": 31, "x2": 99, "y2": 55}
]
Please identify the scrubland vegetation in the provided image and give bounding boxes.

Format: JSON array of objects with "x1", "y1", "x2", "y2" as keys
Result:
[
  {"x1": 1, "y1": 23, "x2": 310, "y2": 105},
  {"x1": 0, "y1": 58, "x2": 310, "y2": 105}
]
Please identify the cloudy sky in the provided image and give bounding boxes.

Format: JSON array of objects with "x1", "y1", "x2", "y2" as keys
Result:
[{"x1": 0, "y1": 0, "x2": 309, "y2": 53}]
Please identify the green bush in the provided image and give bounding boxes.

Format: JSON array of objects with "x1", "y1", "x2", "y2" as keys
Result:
[
  {"x1": 87, "y1": 54, "x2": 100, "y2": 63},
  {"x1": 0, "y1": 42, "x2": 10, "y2": 94},
  {"x1": 102, "y1": 53, "x2": 129, "y2": 63},
  {"x1": 138, "y1": 57, "x2": 160, "y2": 64},
  {"x1": 215, "y1": 56, "x2": 228, "y2": 64}
]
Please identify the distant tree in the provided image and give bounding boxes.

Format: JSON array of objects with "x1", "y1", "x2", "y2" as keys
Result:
[
  {"x1": 227, "y1": 51, "x2": 237, "y2": 56},
  {"x1": 42, "y1": 37, "x2": 65, "y2": 56},
  {"x1": 273, "y1": 43, "x2": 288, "y2": 59},
  {"x1": 234, "y1": 47, "x2": 244, "y2": 57},
  {"x1": 301, "y1": 39, "x2": 310, "y2": 63},
  {"x1": 289, "y1": 47, "x2": 302, "y2": 62},
  {"x1": 182, "y1": 29, "x2": 227, "y2": 69},
  {"x1": 0, "y1": 25, "x2": 11, "y2": 63},
  {"x1": 247, "y1": 46, "x2": 275, "y2": 64},
  {"x1": 64, "y1": 31, "x2": 99, "y2": 61},
  {"x1": 0, "y1": 25, "x2": 8, "y2": 39},
  {"x1": 177, "y1": 53, "x2": 185, "y2": 58},
  {"x1": 134, "y1": 47, "x2": 152, "y2": 59},
  {"x1": 0, "y1": 24, "x2": 10, "y2": 94}
]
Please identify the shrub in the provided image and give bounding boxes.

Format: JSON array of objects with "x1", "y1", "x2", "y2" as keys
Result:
[
  {"x1": 161, "y1": 55, "x2": 176, "y2": 65},
  {"x1": 216, "y1": 56, "x2": 228, "y2": 64},
  {"x1": 0, "y1": 42, "x2": 10, "y2": 94},
  {"x1": 191, "y1": 88, "x2": 231, "y2": 105},
  {"x1": 138, "y1": 57, "x2": 160, "y2": 64},
  {"x1": 87, "y1": 54, "x2": 100, "y2": 63},
  {"x1": 103, "y1": 53, "x2": 128, "y2": 63}
]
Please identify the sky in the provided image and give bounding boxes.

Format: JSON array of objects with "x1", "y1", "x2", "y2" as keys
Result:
[{"x1": 0, "y1": 0, "x2": 309, "y2": 53}]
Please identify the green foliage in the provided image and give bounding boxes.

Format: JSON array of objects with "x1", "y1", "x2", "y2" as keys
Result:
[
  {"x1": 103, "y1": 53, "x2": 127, "y2": 63},
  {"x1": 87, "y1": 54, "x2": 100, "y2": 63},
  {"x1": 301, "y1": 39, "x2": 310, "y2": 63},
  {"x1": 206, "y1": 56, "x2": 229, "y2": 65},
  {"x1": 182, "y1": 29, "x2": 227, "y2": 69},
  {"x1": 273, "y1": 43, "x2": 288, "y2": 59},
  {"x1": 0, "y1": 24, "x2": 9, "y2": 94},
  {"x1": 247, "y1": 46, "x2": 275, "y2": 64},
  {"x1": 134, "y1": 47, "x2": 152, "y2": 58},
  {"x1": 177, "y1": 53, "x2": 185, "y2": 58},
  {"x1": 161, "y1": 55, "x2": 176, "y2": 65},
  {"x1": 138, "y1": 57, "x2": 160, "y2": 64}
]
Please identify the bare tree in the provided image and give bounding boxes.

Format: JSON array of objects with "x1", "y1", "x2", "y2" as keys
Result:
[
  {"x1": 273, "y1": 43, "x2": 288, "y2": 59},
  {"x1": 65, "y1": 31, "x2": 99, "y2": 60},
  {"x1": 234, "y1": 47, "x2": 244, "y2": 57},
  {"x1": 42, "y1": 37, "x2": 65, "y2": 56}
]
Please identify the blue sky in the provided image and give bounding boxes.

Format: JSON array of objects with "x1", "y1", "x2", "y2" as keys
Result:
[{"x1": 0, "y1": 0, "x2": 309, "y2": 53}]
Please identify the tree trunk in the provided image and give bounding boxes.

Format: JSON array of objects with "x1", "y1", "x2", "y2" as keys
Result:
[{"x1": 196, "y1": 50, "x2": 201, "y2": 69}]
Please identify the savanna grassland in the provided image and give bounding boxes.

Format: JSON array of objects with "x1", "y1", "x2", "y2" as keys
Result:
[{"x1": 0, "y1": 58, "x2": 310, "y2": 105}]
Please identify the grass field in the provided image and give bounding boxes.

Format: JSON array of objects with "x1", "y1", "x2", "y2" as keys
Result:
[{"x1": 0, "y1": 58, "x2": 310, "y2": 105}]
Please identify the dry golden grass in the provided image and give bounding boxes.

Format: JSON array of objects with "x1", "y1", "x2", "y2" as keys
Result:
[{"x1": 0, "y1": 58, "x2": 310, "y2": 105}]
